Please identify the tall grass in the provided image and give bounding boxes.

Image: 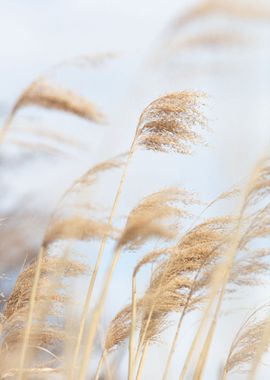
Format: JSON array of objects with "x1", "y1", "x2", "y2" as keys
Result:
[{"x1": 0, "y1": 0, "x2": 270, "y2": 379}]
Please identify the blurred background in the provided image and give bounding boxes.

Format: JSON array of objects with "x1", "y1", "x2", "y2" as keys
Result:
[{"x1": 0, "y1": 0, "x2": 270, "y2": 378}]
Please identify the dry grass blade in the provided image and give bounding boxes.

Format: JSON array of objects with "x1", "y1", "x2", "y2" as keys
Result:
[
  {"x1": 1, "y1": 77, "x2": 105, "y2": 142},
  {"x1": 136, "y1": 92, "x2": 208, "y2": 154}
]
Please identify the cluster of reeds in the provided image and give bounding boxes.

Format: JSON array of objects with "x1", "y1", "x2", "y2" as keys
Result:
[
  {"x1": 0, "y1": 75, "x2": 269, "y2": 379},
  {"x1": 0, "y1": 0, "x2": 269, "y2": 379}
]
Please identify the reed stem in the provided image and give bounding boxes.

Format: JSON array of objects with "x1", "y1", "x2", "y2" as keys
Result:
[
  {"x1": 78, "y1": 246, "x2": 122, "y2": 379},
  {"x1": 18, "y1": 247, "x2": 45, "y2": 380},
  {"x1": 135, "y1": 341, "x2": 149, "y2": 380},
  {"x1": 94, "y1": 349, "x2": 107, "y2": 380},
  {"x1": 128, "y1": 274, "x2": 137, "y2": 380}
]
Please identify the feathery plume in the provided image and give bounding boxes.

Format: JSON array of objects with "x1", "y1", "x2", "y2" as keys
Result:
[
  {"x1": 136, "y1": 92, "x2": 208, "y2": 154},
  {"x1": 10, "y1": 78, "x2": 105, "y2": 123},
  {"x1": 118, "y1": 187, "x2": 194, "y2": 250},
  {"x1": 105, "y1": 304, "x2": 137, "y2": 352},
  {"x1": 1, "y1": 78, "x2": 105, "y2": 142},
  {"x1": 133, "y1": 214, "x2": 234, "y2": 367},
  {"x1": 223, "y1": 304, "x2": 270, "y2": 376}
]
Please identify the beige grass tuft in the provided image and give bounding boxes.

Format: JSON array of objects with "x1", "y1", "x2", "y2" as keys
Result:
[{"x1": 136, "y1": 92, "x2": 208, "y2": 154}]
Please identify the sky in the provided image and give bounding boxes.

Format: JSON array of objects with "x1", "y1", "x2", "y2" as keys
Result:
[{"x1": 0, "y1": 0, "x2": 197, "y2": 105}]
